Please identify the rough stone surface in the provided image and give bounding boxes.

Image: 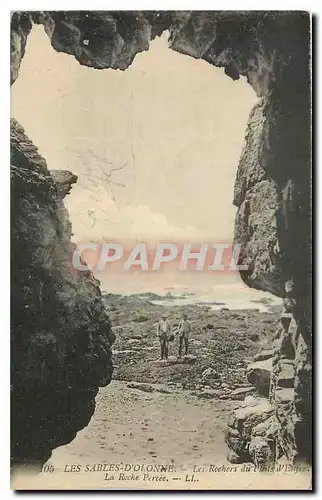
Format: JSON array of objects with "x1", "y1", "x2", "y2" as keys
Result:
[
  {"x1": 11, "y1": 10, "x2": 311, "y2": 466},
  {"x1": 226, "y1": 449, "x2": 243, "y2": 464},
  {"x1": 226, "y1": 399, "x2": 274, "y2": 463},
  {"x1": 254, "y1": 349, "x2": 273, "y2": 362},
  {"x1": 49, "y1": 170, "x2": 78, "y2": 199},
  {"x1": 11, "y1": 118, "x2": 115, "y2": 467},
  {"x1": 229, "y1": 386, "x2": 256, "y2": 401},
  {"x1": 10, "y1": 12, "x2": 32, "y2": 84},
  {"x1": 275, "y1": 387, "x2": 297, "y2": 461},
  {"x1": 252, "y1": 414, "x2": 279, "y2": 441},
  {"x1": 201, "y1": 367, "x2": 221, "y2": 382},
  {"x1": 249, "y1": 437, "x2": 274, "y2": 467},
  {"x1": 247, "y1": 358, "x2": 273, "y2": 397},
  {"x1": 276, "y1": 359, "x2": 295, "y2": 389},
  {"x1": 197, "y1": 389, "x2": 223, "y2": 400},
  {"x1": 270, "y1": 304, "x2": 311, "y2": 464}
]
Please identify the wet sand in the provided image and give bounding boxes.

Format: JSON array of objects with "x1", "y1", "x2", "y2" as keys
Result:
[{"x1": 51, "y1": 380, "x2": 235, "y2": 470}]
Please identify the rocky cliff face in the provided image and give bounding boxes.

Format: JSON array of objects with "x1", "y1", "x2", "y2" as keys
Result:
[
  {"x1": 10, "y1": 12, "x2": 32, "y2": 84},
  {"x1": 11, "y1": 11, "x2": 311, "y2": 466},
  {"x1": 49, "y1": 170, "x2": 78, "y2": 199},
  {"x1": 11, "y1": 118, "x2": 115, "y2": 467}
]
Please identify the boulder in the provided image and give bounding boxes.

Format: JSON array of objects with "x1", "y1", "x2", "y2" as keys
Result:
[
  {"x1": 197, "y1": 389, "x2": 223, "y2": 400},
  {"x1": 247, "y1": 358, "x2": 273, "y2": 397},
  {"x1": 227, "y1": 449, "x2": 243, "y2": 464},
  {"x1": 229, "y1": 386, "x2": 256, "y2": 401},
  {"x1": 254, "y1": 349, "x2": 274, "y2": 362}
]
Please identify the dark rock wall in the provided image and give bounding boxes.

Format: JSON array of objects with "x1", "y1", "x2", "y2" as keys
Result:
[
  {"x1": 11, "y1": 118, "x2": 114, "y2": 466},
  {"x1": 10, "y1": 12, "x2": 32, "y2": 85},
  {"x1": 11, "y1": 11, "x2": 311, "y2": 465},
  {"x1": 229, "y1": 12, "x2": 311, "y2": 463}
]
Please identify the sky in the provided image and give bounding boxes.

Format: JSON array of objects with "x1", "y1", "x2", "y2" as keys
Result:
[
  {"x1": 11, "y1": 25, "x2": 257, "y2": 240},
  {"x1": 11, "y1": 24, "x2": 263, "y2": 295}
]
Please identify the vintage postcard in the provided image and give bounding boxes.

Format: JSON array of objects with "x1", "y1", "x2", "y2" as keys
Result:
[{"x1": 10, "y1": 10, "x2": 312, "y2": 490}]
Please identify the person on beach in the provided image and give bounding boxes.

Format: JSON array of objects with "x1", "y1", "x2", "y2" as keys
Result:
[
  {"x1": 178, "y1": 313, "x2": 192, "y2": 357},
  {"x1": 157, "y1": 314, "x2": 171, "y2": 360}
]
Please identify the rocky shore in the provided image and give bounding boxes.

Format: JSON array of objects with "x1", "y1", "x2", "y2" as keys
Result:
[{"x1": 105, "y1": 293, "x2": 280, "y2": 401}]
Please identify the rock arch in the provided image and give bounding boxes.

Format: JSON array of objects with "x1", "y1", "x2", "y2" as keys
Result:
[{"x1": 10, "y1": 11, "x2": 311, "y2": 467}]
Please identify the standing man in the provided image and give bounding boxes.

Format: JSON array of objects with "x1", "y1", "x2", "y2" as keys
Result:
[
  {"x1": 178, "y1": 313, "x2": 191, "y2": 358},
  {"x1": 157, "y1": 314, "x2": 170, "y2": 360}
]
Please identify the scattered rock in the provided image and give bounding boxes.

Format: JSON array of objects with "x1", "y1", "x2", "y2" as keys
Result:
[
  {"x1": 127, "y1": 382, "x2": 155, "y2": 393},
  {"x1": 155, "y1": 386, "x2": 172, "y2": 394},
  {"x1": 133, "y1": 313, "x2": 149, "y2": 322},
  {"x1": 197, "y1": 389, "x2": 223, "y2": 400},
  {"x1": 254, "y1": 349, "x2": 273, "y2": 362},
  {"x1": 113, "y1": 349, "x2": 137, "y2": 355},
  {"x1": 229, "y1": 386, "x2": 256, "y2": 400},
  {"x1": 201, "y1": 367, "x2": 221, "y2": 383},
  {"x1": 182, "y1": 355, "x2": 197, "y2": 364},
  {"x1": 219, "y1": 394, "x2": 231, "y2": 400},
  {"x1": 229, "y1": 399, "x2": 274, "y2": 433}
]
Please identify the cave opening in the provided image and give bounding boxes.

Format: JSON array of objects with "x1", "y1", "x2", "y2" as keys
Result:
[{"x1": 11, "y1": 24, "x2": 278, "y2": 308}]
